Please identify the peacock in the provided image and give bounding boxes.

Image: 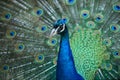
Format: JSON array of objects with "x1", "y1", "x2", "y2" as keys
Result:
[
  {"x1": 50, "y1": 19, "x2": 84, "y2": 80},
  {"x1": 0, "y1": 0, "x2": 120, "y2": 80}
]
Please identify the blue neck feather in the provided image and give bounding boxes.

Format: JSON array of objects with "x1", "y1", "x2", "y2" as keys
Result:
[{"x1": 56, "y1": 26, "x2": 84, "y2": 80}]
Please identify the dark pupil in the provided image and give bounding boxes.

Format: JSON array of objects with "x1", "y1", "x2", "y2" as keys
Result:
[
  {"x1": 116, "y1": 5, "x2": 120, "y2": 10},
  {"x1": 115, "y1": 52, "x2": 119, "y2": 55},
  {"x1": 97, "y1": 17, "x2": 101, "y2": 20},
  {"x1": 3, "y1": 66, "x2": 8, "y2": 70}
]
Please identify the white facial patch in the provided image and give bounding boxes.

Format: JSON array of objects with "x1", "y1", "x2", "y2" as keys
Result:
[
  {"x1": 50, "y1": 27, "x2": 59, "y2": 37},
  {"x1": 60, "y1": 24, "x2": 65, "y2": 32}
]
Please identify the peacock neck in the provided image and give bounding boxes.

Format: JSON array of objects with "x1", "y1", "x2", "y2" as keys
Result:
[
  {"x1": 56, "y1": 26, "x2": 84, "y2": 80},
  {"x1": 58, "y1": 27, "x2": 73, "y2": 61}
]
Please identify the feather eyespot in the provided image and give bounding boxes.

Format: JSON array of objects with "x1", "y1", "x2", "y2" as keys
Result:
[
  {"x1": 113, "y1": 2, "x2": 120, "y2": 12},
  {"x1": 110, "y1": 24, "x2": 120, "y2": 33},
  {"x1": 86, "y1": 21, "x2": 96, "y2": 29},
  {"x1": 6, "y1": 30, "x2": 16, "y2": 38},
  {"x1": 80, "y1": 10, "x2": 90, "y2": 19},
  {"x1": 15, "y1": 43, "x2": 25, "y2": 52},
  {"x1": 94, "y1": 13, "x2": 104, "y2": 23},
  {"x1": 112, "y1": 51, "x2": 120, "y2": 59},
  {"x1": 35, "y1": 54, "x2": 44, "y2": 63},
  {"x1": 66, "y1": 0, "x2": 76, "y2": 5}
]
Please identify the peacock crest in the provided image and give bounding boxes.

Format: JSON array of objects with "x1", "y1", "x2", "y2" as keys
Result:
[{"x1": 0, "y1": 0, "x2": 120, "y2": 80}]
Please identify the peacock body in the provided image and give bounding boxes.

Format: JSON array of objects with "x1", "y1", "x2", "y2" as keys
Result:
[
  {"x1": 51, "y1": 20, "x2": 84, "y2": 80},
  {"x1": 0, "y1": 0, "x2": 120, "y2": 80}
]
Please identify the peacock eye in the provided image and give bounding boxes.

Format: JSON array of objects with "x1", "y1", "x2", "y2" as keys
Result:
[
  {"x1": 59, "y1": 25, "x2": 64, "y2": 30},
  {"x1": 57, "y1": 25, "x2": 64, "y2": 33}
]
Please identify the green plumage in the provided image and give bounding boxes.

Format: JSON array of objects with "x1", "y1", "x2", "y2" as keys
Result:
[{"x1": 70, "y1": 26, "x2": 107, "y2": 80}]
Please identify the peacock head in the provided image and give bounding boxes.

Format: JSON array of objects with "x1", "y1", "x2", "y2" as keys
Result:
[{"x1": 50, "y1": 19, "x2": 67, "y2": 37}]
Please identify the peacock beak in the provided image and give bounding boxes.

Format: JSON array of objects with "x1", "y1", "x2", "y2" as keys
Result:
[{"x1": 50, "y1": 28, "x2": 58, "y2": 37}]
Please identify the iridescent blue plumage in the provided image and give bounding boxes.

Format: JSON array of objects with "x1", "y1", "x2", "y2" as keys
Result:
[{"x1": 53, "y1": 19, "x2": 84, "y2": 80}]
